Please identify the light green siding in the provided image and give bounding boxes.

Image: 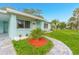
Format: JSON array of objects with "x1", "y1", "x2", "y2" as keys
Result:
[{"x1": 17, "y1": 29, "x2": 32, "y2": 36}]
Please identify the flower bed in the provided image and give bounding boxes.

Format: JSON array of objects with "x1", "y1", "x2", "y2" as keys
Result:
[
  {"x1": 12, "y1": 38, "x2": 53, "y2": 55},
  {"x1": 28, "y1": 37, "x2": 48, "y2": 48}
]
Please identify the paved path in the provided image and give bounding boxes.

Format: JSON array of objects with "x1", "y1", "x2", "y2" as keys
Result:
[
  {"x1": 0, "y1": 36, "x2": 73, "y2": 55},
  {"x1": 0, "y1": 39, "x2": 16, "y2": 55},
  {"x1": 45, "y1": 36, "x2": 73, "y2": 55}
]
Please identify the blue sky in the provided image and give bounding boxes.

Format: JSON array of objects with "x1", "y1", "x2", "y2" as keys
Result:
[{"x1": 0, "y1": 3, "x2": 79, "y2": 22}]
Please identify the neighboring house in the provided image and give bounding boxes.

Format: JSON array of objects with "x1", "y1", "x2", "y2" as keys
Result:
[{"x1": 0, "y1": 8, "x2": 51, "y2": 40}]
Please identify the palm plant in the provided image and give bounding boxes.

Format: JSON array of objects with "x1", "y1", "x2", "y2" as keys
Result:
[
  {"x1": 23, "y1": 8, "x2": 44, "y2": 18},
  {"x1": 30, "y1": 28, "x2": 45, "y2": 39}
]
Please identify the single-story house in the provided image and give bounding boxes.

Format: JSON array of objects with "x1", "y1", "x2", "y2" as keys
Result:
[{"x1": 0, "y1": 8, "x2": 51, "y2": 40}]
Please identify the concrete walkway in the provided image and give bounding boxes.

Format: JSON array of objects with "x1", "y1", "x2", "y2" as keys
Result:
[
  {"x1": 0, "y1": 36, "x2": 73, "y2": 55},
  {"x1": 0, "y1": 39, "x2": 16, "y2": 55},
  {"x1": 45, "y1": 36, "x2": 73, "y2": 55}
]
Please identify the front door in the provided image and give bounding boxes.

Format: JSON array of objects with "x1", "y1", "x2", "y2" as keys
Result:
[{"x1": 3, "y1": 21, "x2": 8, "y2": 33}]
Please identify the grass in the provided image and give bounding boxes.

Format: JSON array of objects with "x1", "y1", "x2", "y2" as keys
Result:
[
  {"x1": 47, "y1": 30, "x2": 79, "y2": 55},
  {"x1": 12, "y1": 38, "x2": 53, "y2": 55}
]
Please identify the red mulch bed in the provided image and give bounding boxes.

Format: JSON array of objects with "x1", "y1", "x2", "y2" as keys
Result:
[{"x1": 28, "y1": 37, "x2": 48, "y2": 48}]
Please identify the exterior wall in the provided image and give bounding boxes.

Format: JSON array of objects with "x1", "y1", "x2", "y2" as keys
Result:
[
  {"x1": 4, "y1": 21, "x2": 9, "y2": 33},
  {"x1": 0, "y1": 11, "x2": 51, "y2": 40},
  {"x1": 0, "y1": 21, "x2": 4, "y2": 33},
  {"x1": 8, "y1": 14, "x2": 42, "y2": 40},
  {"x1": 48, "y1": 23, "x2": 51, "y2": 31},
  {"x1": 36, "y1": 20, "x2": 42, "y2": 29},
  {"x1": 16, "y1": 20, "x2": 33, "y2": 37},
  {"x1": 41, "y1": 21, "x2": 45, "y2": 31},
  {"x1": 44, "y1": 23, "x2": 51, "y2": 32},
  {"x1": 31, "y1": 20, "x2": 38, "y2": 29},
  {"x1": 16, "y1": 18, "x2": 40, "y2": 39},
  {"x1": 41, "y1": 22, "x2": 51, "y2": 32},
  {"x1": 8, "y1": 14, "x2": 51, "y2": 40},
  {"x1": 0, "y1": 22, "x2": 9, "y2": 34},
  {"x1": 16, "y1": 29, "x2": 32, "y2": 37},
  {"x1": 0, "y1": 14, "x2": 9, "y2": 34}
]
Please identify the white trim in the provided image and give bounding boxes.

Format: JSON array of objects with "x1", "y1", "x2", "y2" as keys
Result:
[{"x1": 6, "y1": 8, "x2": 43, "y2": 20}]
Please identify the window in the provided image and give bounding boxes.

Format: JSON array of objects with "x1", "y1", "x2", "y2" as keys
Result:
[
  {"x1": 44, "y1": 23, "x2": 48, "y2": 29},
  {"x1": 17, "y1": 19, "x2": 30, "y2": 28},
  {"x1": 17, "y1": 19, "x2": 24, "y2": 28},
  {"x1": 25, "y1": 21, "x2": 30, "y2": 28}
]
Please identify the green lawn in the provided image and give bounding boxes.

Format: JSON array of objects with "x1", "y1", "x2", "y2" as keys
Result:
[
  {"x1": 12, "y1": 38, "x2": 53, "y2": 55},
  {"x1": 47, "y1": 30, "x2": 79, "y2": 55}
]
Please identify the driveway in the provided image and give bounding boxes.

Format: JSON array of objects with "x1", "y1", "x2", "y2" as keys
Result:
[{"x1": 0, "y1": 38, "x2": 16, "y2": 55}]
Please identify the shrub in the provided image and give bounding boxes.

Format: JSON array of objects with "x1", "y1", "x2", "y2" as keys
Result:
[{"x1": 30, "y1": 28, "x2": 45, "y2": 39}]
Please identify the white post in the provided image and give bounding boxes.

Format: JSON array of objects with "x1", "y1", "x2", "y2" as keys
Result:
[{"x1": 8, "y1": 14, "x2": 17, "y2": 39}]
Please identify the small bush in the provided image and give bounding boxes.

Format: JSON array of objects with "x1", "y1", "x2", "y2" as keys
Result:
[{"x1": 30, "y1": 28, "x2": 45, "y2": 39}]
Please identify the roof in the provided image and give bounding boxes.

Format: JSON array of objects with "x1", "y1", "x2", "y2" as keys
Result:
[{"x1": 0, "y1": 8, "x2": 44, "y2": 20}]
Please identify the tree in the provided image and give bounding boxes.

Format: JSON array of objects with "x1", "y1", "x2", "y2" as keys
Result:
[
  {"x1": 68, "y1": 17, "x2": 76, "y2": 30},
  {"x1": 73, "y1": 8, "x2": 79, "y2": 30},
  {"x1": 23, "y1": 8, "x2": 44, "y2": 19},
  {"x1": 59, "y1": 22, "x2": 66, "y2": 29},
  {"x1": 73, "y1": 8, "x2": 79, "y2": 16},
  {"x1": 51, "y1": 19, "x2": 60, "y2": 30}
]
